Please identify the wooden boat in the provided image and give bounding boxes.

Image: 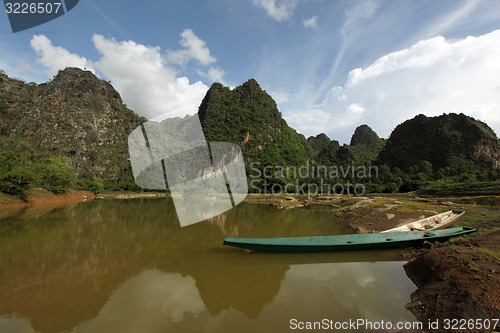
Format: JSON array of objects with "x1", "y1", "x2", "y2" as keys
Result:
[
  {"x1": 223, "y1": 227, "x2": 476, "y2": 253},
  {"x1": 381, "y1": 210, "x2": 465, "y2": 233}
]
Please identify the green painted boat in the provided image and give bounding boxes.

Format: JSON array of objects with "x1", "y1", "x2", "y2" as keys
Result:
[{"x1": 223, "y1": 227, "x2": 476, "y2": 253}]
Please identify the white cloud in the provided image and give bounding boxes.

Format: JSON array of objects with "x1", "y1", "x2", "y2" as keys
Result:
[
  {"x1": 289, "y1": 29, "x2": 500, "y2": 142},
  {"x1": 30, "y1": 33, "x2": 222, "y2": 120},
  {"x1": 30, "y1": 35, "x2": 96, "y2": 76},
  {"x1": 197, "y1": 66, "x2": 226, "y2": 84},
  {"x1": 92, "y1": 34, "x2": 208, "y2": 119},
  {"x1": 75, "y1": 270, "x2": 205, "y2": 332},
  {"x1": 252, "y1": 0, "x2": 298, "y2": 22},
  {"x1": 166, "y1": 29, "x2": 216, "y2": 66},
  {"x1": 287, "y1": 101, "x2": 367, "y2": 138},
  {"x1": 271, "y1": 91, "x2": 289, "y2": 104},
  {"x1": 303, "y1": 16, "x2": 318, "y2": 29},
  {"x1": 286, "y1": 107, "x2": 335, "y2": 137}
]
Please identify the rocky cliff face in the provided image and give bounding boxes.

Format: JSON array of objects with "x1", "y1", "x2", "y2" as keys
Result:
[
  {"x1": 0, "y1": 68, "x2": 145, "y2": 184},
  {"x1": 377, "y1": 113, "x2": 500, "y2": 171},
  {"x1": 350, "y1": 124, "x2": 384, "y2": 148},
  {"x1": 306, "y1": 125, "x2": 383, "y2": 166},
  {"x1": 198, "y1": 79, "x2": 310, "y2": 166}
]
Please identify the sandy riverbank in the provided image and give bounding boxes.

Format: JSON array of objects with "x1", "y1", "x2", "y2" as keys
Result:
[{"x1": 0, "y1": 189, "x2": 95, "y2": 219}]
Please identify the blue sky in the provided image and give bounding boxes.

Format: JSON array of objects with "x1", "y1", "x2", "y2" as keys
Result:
[{"x1": 1, "y1": 0, "x2": 500, "y2": 143}]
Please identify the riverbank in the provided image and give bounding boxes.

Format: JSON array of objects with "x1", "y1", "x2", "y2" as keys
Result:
[
  {"x1": 0, "y1": 190, "x2": 498, "y2": 326},
  {"x1": 95, "y1": 192, "x2": 166, "y2": 199},
  {"x1": 246, "y1": 193, "x2": 500, "y2": 326},
  {"x1": 0, "y1": 189, "x2": 95, "y2": 219},
  {"x1": 342, "y1": 195, "x2": 500, "y2": 326}
]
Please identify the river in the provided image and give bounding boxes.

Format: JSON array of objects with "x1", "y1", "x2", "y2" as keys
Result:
[{"x1": 0, "y1": 198, "x2": 417, "y2": 332}]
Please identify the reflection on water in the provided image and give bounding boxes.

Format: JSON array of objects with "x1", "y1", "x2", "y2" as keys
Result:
[
  {"x1": 0, "y1": 198, "x2": 417, "y2": 333},
  {"x1": 74, "y1": 271, "x2": 205, "y2": 333}
]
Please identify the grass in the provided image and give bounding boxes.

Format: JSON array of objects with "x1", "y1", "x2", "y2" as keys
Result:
[
  {"x1": 468, "y1": 262, "x2": 480, "y2": 272},
  {"x1": 451, "y1": 195, "x2": 500, "y2": 206},
  {"x1": 446, "y1": 233, "x2": 476, "y2": 244},
  {"x1": 389, "y1": 200, "x2": 445, "y2": 214},
  {"x1": 416, "y1": 180, "x2": 500, "y2": 197},
  {"x1": 365, "y1": 197, "x2": 398, "y2": 208},
  {"x1": 454, "y1": 204, "x2": 500, "y2": 229},
  {"x1": 473, "y1": 247, "x2": 500, "y2": 261}
]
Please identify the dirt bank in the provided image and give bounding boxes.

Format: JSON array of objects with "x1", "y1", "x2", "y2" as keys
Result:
[
  {"x1": 96, "y1": 192, "x2": 166, "y2": 199},
  {"x1": 0, "y1": 189, "x2": 95, "y2": 219},
  {"x1": 404, "y1": 230, "x2": 500, "y2": 329}
]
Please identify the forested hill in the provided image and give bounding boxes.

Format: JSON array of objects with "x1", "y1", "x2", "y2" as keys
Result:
[
  {"x1": 198, "y1": 79, "x2": 310, "y2": 167},
  {"x1": 198, "y1": 80, "x2": 388, "y2": 168},
  {"x1": 305, "y1": 125, "x2": 385, "y2": 166},
  {"x1": 0, "y1": 67, "x2": 145, "y2": 194},
  {"x1": 377, "y1": 113, "x2": 500, "y2": 172},
  {"x1": 0, "y1": 67, "x2": 498, "y2": 197}
]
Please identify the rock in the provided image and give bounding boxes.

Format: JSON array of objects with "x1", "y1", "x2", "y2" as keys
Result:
[
  {"x1": 318, "y1": 196, "x2": 338, "y2": 201},
  {"x1": 373, "y1": 203, "x2": 399, "y2": 213},
  {"x1": 387, "y1": 214, "x2": 395, "y2": 220},
  {"x1": 415, "y1": 197, "x2": 433, "y2": 202},
  {"x1": 349, "y1": 199, "x2": 373, "y2": 210},
  {"x1": 440, "y1": 201, "x2": 455, "y2": 206}
]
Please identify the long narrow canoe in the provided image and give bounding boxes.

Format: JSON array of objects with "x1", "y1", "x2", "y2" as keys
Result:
[
  {"x1": 223, "y1": 227, "x2": 476, "y2": 253},
  {"x1": 381, "y1": 210, "x2": 465, "y2": 233}
]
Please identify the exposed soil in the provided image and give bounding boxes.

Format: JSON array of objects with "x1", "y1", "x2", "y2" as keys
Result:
[
  {"x1": 404, "y1": 230, "x2": 500, "y2": 331},
  {"x1": 96, "y1": 192, "x2": 166, "y2": 199},
  {"x1": 0, "y1": 189, "x2": 95, "y2": 219}
]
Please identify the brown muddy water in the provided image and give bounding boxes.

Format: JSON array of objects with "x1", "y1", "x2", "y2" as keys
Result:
[{"x1": 0, "y1": 198, "x2": 417, "y2": 332}]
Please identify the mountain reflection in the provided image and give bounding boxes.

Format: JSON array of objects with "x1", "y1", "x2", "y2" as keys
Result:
[{"x1": 0, "y1": 199, "x2": 416, "y2": 333}]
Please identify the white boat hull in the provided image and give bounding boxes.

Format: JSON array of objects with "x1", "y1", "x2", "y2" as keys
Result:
[{"x1": 381, "y1": 210, "x2": 465, "y2": 233}]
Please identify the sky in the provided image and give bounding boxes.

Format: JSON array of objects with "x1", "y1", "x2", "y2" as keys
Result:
[{"x1": 1, "y1": 0, "x2": 500, "y2": 144}]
